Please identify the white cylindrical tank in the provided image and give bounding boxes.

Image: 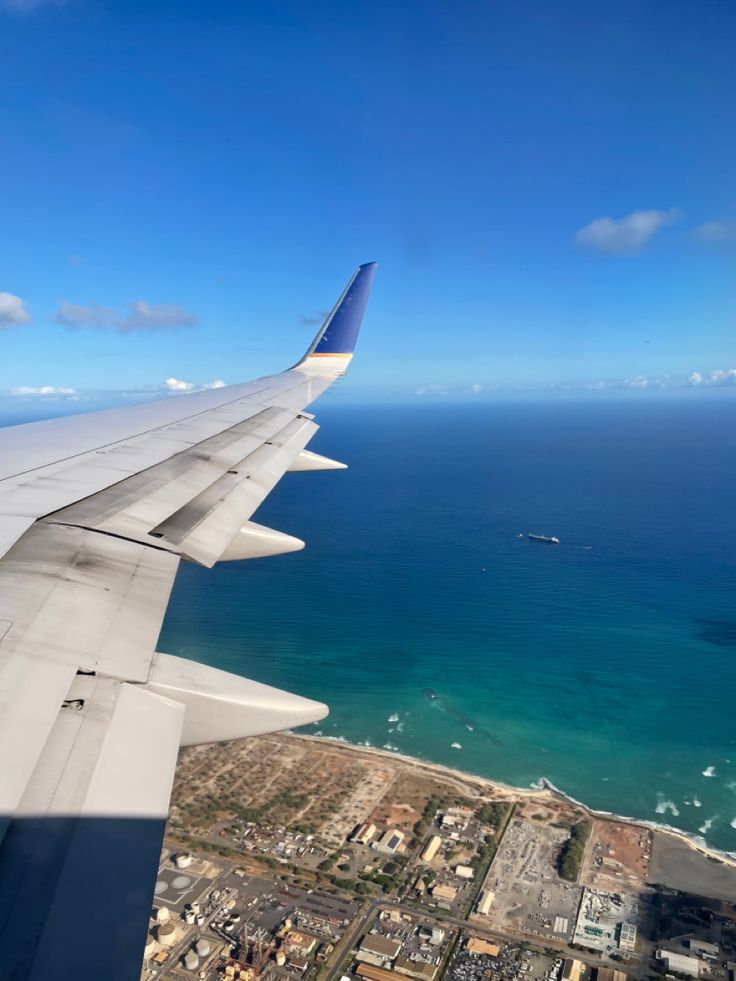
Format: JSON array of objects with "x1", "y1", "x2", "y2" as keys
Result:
[
  {"x1": 195, "y1": 938, "x2": 211, "y2": 957},
  {"x1": 184, "y1": 910, "x2": 196, "y2": 925},
  {"x1": 175, "y1": 851, "x2": 193, "y2": 869},
  {"x1": 183, "y1": 949, "x2": 199, "y2": 972},
  {"x1": 143, "y1": 934, "x2": 156, "y2": 958},
  {"x1": 156, "y1": 906, "x2": 171, "y2": 924},
  {"x1": 157, "y1": 922, "x2": 176, "y2": 947},
  {"x1": 196, "y1": 914, "x2": 205, "y2": 926}
]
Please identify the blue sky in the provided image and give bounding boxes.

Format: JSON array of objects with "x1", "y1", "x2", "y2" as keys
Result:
[{"x1": 1, "y1": 0, "x2": 735, "y2": 410}]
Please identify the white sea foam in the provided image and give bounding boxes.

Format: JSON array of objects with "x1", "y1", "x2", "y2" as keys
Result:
[
  {"x1": 655, "y1": 794, "x2": 680, "y2": 817},
  {"x1": 726, "y1": 780, "x2": 736, "y2": 792},
  {"x1": 731, "y1": 817, "x2": 736, "y2": 829},
  {"x1": 699, "y1": 817, "x2": 716, "y2": 835},
  {"x1": 396, "y1": 722, "x2": 404, "y2": 733},
  {"x1": 465, "y1": 724, "x2": 474, "y2": 731},
  {"x1": 388, "y1": 714, "x2": 399, "y2": 723},
  {"x1": 703, "y1": 765, "x2": 716, "y2": 778},
  {"x1": 451, "y1": 742, "x2": 462, "y2": 749},
  {"x1": 693, "y1": 796, "x2": 702, "y2": 807}
]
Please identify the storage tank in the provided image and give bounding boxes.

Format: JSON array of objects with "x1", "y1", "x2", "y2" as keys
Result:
[
  {"x1": 183, "y1": 948, "x2": 199, "y2": 972},
  {"x1": 143, "y1": 934, "x2": 156, "y2": 958},
  {"x1": 157, "y1": 922, "x2": 176, "y2": 946},
  {"x1": 184, "y1": 909, "x2": 196, "y2": 925},
  {"x1": 156, "y1": 906, "x2": 171, "y2": 924},
  {"x1": 195, "y1": 938, "x2": 211, "y2": 957},
  {"x1": 175, "y1": 851, "x2": 193, "y2": 869},
  {"x1": 275, "y1": 950, "x2": 286, "y2": 966},
  {"x1": 196, "y1": 914, "x2": 205, "y2": 926}
]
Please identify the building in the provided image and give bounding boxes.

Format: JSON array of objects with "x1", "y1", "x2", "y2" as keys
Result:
[
  {"x1": 597, "y1": 969, "x2": 627, "y2": 981},
  {"x1": 360, "y1": 935, "x2": 403, "y2": 962},
  {"x1": 373, "y1": 829, "x2": 405, "y2": 855},
  {"x1": 356, "y1": 965, "x2": 400, "y2": 981},
  {"x1": 430, "y1": 883, "x2": 457, "y2": 902},
  {"x1": 689, "y1": 941, "x2": 719, "y2": 958},
  {"x1": 475, "y1": 889, "x2": 494, "y2": 915},
  {"x1": 657, "y1": 951, "x2": 700, "y2": 978},
  {"x1": 358, "y1": 952, "x2": 394, "y2": 968},
  {"x1": 419, "y1": 927, "x2": 445, "y2": 946},
  {"x1": 618, "y1": 923, "x2": 637, "y2": 953},
  {"x1": 288, "y1": 955, "x2": 309, "y2": 974},
  {"x1": 455, "y1": 865, "x2": 474, "y2": 879},
  {"x1": 466, "y1": 938, "x2": 500, "y2": 957},
  {"x1": 562, "y1": 959, "x2": 585, "y2": 981},
  {"x1": 395, "y1": 956, "x2": 438, "y2": 981},
  {"x1": 420, "y1": 836, "x2": 442, "y2": 863},
  {"x1": 282, "y1": 931, "x2": 317, "y2": 958},
  {"x1": 352, "y1": 822, "x2": 377, "y2": 845},
  {"x1": 441, "y1": 807, "x2": 472, "y2": 830}
]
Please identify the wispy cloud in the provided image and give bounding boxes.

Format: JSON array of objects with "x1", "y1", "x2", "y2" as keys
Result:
[
  {"x1": 0, "y1": 292, "x2": 31, "y2": 328},
  {"x1": 299, "y1": 310, "x2": 330, "y2": 326},
  {"x1": 203, "y1": 379, "x2": 226, "y2": 389},
  {"x1": 415, "y1": 384, "x2": 449, "y2": 397},
  {"x1": 689, "y1": 368, "x2": 736, "y2": 387},
  {"x1": 10, "y1": 385, "x2": 76, "y2": 397},
  {"x1": 575, "y1": 208, "x2": 681, "y2": 254},
  {"x1": 54, "y1": 299, "x2": 200, "y2": 332},
  {"x1": 54, "y1": 301, "x2": 115, "y2": 329},
  {"x1": 118, "y1": 301, "x2": 199, "y2": 332},
  {"x1": 694, "y1": 220, "x2": 734, "y2": 243}
]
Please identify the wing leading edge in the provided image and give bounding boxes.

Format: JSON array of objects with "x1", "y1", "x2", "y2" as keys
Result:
[{"x1": 0, "y1": 263, "x2": 377, "y2": 980}]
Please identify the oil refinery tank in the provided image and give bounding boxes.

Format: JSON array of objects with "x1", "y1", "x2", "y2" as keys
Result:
[
  {"x1": 175, "y1": 851, "x2": 193, "y2": 868},
  {"x1": 156, "y1": 906, "x2": 171, "y2": 924},
  {"x1": 143, "y1": 934, "x2": 156, "y2": 958},
  {"x1": 183, "y1": 949, "x2": 199, "y2": 972},
  {"x1": 195, "y1": 938, "x2": 211, "y2": 957},
  {"x1": 157, "y1": 922, "x2": 176, "y2": 947}
]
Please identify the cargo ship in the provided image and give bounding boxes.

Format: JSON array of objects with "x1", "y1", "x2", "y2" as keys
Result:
[{"x1": 528, "y1": 533, "x2": 560, "y2": 544}]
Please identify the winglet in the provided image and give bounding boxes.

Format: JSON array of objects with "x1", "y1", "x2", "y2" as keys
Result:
[{"x1": 299, "y1": 262, "x2": 377, "y2": 367}]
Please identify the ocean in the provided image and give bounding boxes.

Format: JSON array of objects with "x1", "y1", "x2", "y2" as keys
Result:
[
  {"x1": 6, "y1": 398, "x2": 732, "y2": 849},
  {"x1": 158, "y1": 399, "x2": 736, "y2": 852}
]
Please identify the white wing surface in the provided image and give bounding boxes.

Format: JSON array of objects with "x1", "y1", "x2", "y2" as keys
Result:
[{"x1": 0, "y1": 262, "x2": 377, "y2": 980}]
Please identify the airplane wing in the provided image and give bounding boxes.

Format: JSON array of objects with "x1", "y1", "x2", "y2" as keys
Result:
[{"x1": 0, "y1": 262, "x2": 377, "y2": 980}]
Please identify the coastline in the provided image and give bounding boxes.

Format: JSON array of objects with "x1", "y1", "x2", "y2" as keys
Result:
[{"x1": 292, "y1": 731, "x2": 736, "y2": 872}]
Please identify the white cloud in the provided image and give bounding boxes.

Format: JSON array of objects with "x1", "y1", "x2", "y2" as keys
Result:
[
  {"x1": 54, "y1": 301, "x2": 116, "y2": 329},
  {"x1": 203, "y1": 379, "x2": 226, "y2": 389},
  {"x1": 10, "y1": 385, "x2": 76, "y2": 397},
  {"x1": 575, "y1": 208, "x2": 681, "y2": 254},
  {"x1": 118, "y1": 301, "x2": 199, "y2": 333},
  {"x1": 163, "y1": 377, "x2": 194, "y2": 392},
  {"x1": 689, "y1": 368, "x2": 736, "y2": 387},
  {"x1": 585, "y1": 374, "x2": 668, "y2": 391},
  {"x1": 694, "y1": 220, "x2": 734, "y2": 243},
  {"x1": 54, "y1": 299, "x2": 200, "y2": 332},
  {"x1": 0, "y1": 292, "x2": 31, "y2": 328},
  {"x1": 468, "y1": 383, "x2": 484, "y2": 395}
]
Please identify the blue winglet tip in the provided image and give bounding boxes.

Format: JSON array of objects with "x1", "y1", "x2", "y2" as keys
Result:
[{"x1": 309, "y1": 262, "x2": 377, "y2": 357}]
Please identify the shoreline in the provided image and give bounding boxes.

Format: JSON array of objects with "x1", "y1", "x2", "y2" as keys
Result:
[{"x1": 290, "y1": 731, "x2": 736, "y2": 873}]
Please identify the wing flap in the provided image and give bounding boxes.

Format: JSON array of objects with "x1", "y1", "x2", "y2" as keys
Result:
[
  {"x1": 151, "y1": 414, "x2": 319, "y2": 566},
  {"x1": 0, "y1": 524, "x2": 179, "y2": 682},
  {"x1": 0, "y1": 679, "x2": 184, "y2": 980}
]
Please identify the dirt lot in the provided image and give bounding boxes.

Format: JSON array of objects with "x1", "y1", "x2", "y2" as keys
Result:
[{"x1": 582, "y1": 819, "x2": 652, "y2": 890}]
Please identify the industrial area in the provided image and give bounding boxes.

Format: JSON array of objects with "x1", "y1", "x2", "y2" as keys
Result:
[{"x1": 142, "y1": 734, "x2": 736, "y2": 981}]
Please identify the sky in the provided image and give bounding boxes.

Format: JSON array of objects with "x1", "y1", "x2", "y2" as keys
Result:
[{"x1": 0, "y1": 0, "x2": 735, "y2": 411}]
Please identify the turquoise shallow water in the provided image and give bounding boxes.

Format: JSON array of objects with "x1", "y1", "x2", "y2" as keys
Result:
[{"x1": 159, "y1": 400, "x2": 736, "y2": 851}]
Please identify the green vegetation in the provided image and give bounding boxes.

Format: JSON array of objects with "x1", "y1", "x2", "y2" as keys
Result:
[{"x1": 557, "y1": 819, "x2": 591, "y2": 881}]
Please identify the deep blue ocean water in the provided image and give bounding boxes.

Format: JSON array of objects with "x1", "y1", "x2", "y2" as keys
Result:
[{"x1": 160, "y1": 401, "x2": 731, "y2": 850}]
